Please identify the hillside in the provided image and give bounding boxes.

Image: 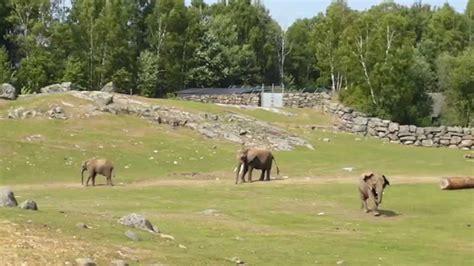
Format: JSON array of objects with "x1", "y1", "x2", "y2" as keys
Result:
[{"x1": 0, "y1": 93, "x2": 473, "y2": 265}]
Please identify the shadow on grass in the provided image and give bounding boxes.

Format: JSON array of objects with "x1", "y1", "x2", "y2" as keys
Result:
[{"x1": 379, "y1": 209, "x2": 400, "y2": 217}]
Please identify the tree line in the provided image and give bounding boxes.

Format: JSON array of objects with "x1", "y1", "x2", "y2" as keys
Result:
[{"x1": 0, "y1": 0, "x2": 472, "y2": 126}]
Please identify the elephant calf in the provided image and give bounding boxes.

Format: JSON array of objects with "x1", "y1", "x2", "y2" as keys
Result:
[
  {"x1": 235, "y1": 147, "x2": 280, "y2": 184},
  {"x1": 358, "y1": 173, "x2": 390, "y2": 216},
  {"x1": 81, "y1": 158, "x2": 114, "y2": 186}
]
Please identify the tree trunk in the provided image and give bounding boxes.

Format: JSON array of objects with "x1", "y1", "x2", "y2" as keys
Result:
[{"x1": 440, "y1": 177, "x2": 474, "y2": 190}]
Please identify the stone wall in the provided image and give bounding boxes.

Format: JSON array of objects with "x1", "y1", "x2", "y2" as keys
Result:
[
  {"x1": 283, "y1": 92, "x2": 331, "y2": 108},
  {"x1": 324, "y1": 102, "x2": 473, "y2": 150},
  {"x1": 178, "y1": 92, "x2": 473, "y2": 150},
  {"x1": 179, "y1": 94, "x2": 260, "y2": 106}
]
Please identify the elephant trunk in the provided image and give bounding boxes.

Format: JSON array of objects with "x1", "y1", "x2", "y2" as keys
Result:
[
  {"x1": 235, "y1": 162, "x2": 242, "y2": 184},
  {"x1": 81, "y1": 168, "x2": 86, "y2": 185}
]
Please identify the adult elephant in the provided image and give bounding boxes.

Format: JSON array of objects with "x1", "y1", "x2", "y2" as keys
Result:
[
  {"x1": 235, "y1": 148, "x2": 280, "y2": 184},
  {"x1": 81, "y1": 158, "x2": 115, "y2": 186},
  {"x1": 358, "y1": 173, "x2": 390, "y2": 216}
]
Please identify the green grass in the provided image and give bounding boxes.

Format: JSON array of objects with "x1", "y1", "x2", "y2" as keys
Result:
[{"x1": 0, "y1": 94, "x2": 473, "y2": 264}]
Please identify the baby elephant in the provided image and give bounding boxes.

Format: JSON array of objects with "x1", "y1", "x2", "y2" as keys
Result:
[
  {"x1": 358, "y1": 173, "x2": 390, "y2": 216},
  {"x1": 81, "y1": 158, "x2": 114, "y2": 186}
]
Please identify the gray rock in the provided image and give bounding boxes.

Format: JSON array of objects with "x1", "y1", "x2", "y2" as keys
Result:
[
  {"x1": 124, "y1": 230, "x2": 142, "y2": 241},
  {"x1": 75, "y1": 258, "x2": 96, "y2": 266},
  {"x1": 399, "y1": 125, "x2": 410, "y2": 133},
  {"x1": 76, "y1": 223, "x2": 90, "y2": 229},
  {"x1": 352, "y1": 125, "x2": 367, "y2": 133},
  {"x1": 400, "y1": 136, "x2": 416, "y2": 141},
  {"x1": 19, "y1": 200, "x2": 38, "y2": 210},
  {"x1": 118, "y1": 213, "x2": 158, "y2": 233},
  {"x1": 40, "y1": 82, "x2": 75, "y2": 94},
  {"x1": 353, "y1": 116, "x2": 368, "y2": 125},
  {"x1": 101, "y1": 81, "x2": 116, "y2": 93},
  {"x1": 421, "y1": 139, "x2": 434, "y2": 147},
  {"x1": 0, "y1": 83, "x2": 17, "y2": 100},
  {"x1": 409, "y1": 125, "x2": 417, "y2": 132},
  {"x1": 110, "y1": 260, "x2": 129, "y2": 266},
  {"x1": 459, "y1": 139, "x2": 473, "y2": 148},
  {"x1": 388, "y1": 122, "x2": 399, "y2": 132},
  {"x1": 0, "y1": 187, "x2": 18, "y2": 207},
  {"x1": 450, "y1": 136, "x2": 462, "y2": 145},
  {"x1": 88, "y1": 91, "x2": 113, "y2": 105},
  {"x1": 416, "y1": 127, "x2": 425, "y2": 135}
]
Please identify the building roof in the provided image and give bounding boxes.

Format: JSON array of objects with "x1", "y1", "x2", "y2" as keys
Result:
[
  {"x1": 428, "y1": 92, "x2": 445, "y2": 118},
  {"x1": 176, "y1": 87, "x2": 260, "y2": 96}
]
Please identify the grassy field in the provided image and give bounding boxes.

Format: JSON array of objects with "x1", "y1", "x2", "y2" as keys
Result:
[{"x1": 0, "y1": 94, "x2": 473, "y2": 265}]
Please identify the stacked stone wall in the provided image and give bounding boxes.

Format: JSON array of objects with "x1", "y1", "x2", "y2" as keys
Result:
[{"x1": 178, "y1": 92, "x2": 473, "y2": 150}]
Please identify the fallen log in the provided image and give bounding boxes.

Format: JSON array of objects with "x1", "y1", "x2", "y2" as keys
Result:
[{"x1": 440, "y1": 177, "x2": 474, "y2": 190}]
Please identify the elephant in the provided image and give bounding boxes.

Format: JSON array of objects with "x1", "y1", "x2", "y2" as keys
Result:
[
  {"x1": 358, "y1": 173, "x2": 390, "y2": 216},
  {"x1": 235, "y1": 148, "x2": 280, "y2": 184},
  {"x1": 81, "y1": 159, "x2": 114, "y2": 186}
]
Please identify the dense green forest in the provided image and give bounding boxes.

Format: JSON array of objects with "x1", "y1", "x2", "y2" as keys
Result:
[{"x1": 0, "y1": 0, "x2": 472, "y2": 126}]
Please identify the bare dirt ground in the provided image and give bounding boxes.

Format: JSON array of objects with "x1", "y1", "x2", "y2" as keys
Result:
[
  {"x1": 0, "y1": 220, "x2": 150, "y2": 265},
  {"x1": 10, "y1": 173, "x2": 442, "y2": 191}
]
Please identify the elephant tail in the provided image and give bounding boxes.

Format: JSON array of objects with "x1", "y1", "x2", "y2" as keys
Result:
[{"x1": 272, "y1": 157, "x2": 280, "y2": 175}]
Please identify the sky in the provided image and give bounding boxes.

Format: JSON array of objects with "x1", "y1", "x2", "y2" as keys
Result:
[{"x1": 184, "y1": 0, "x2": 468, "y2": 29}]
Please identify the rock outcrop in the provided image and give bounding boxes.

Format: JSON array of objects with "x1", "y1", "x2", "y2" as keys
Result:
[{"x1": 0, "y1": 83, "x2": 17, "y2": 100}]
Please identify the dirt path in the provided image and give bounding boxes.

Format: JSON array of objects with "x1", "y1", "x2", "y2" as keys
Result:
[{"x1": 8, "y1": 174, "x2": 442, "y2": 191}]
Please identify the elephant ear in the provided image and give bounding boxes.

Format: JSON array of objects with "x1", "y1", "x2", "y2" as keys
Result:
[
  {"x1": 382, "y1": 175, "x2": 390, "y2": 187},
  {"x1": 362, "y1": 173, "x2": 374, "y2": 182}
]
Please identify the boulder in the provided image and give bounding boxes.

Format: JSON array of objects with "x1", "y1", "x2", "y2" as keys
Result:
[
  {"x1": 40, "y1": 82, "x2": 75, "y2": 94},
  {"x1": 88, "y1": 91, "x2": 113, "y2": 105},
  {"x1": 0, "y1": 187, "x2": 18, "y2": 207},
  {"x1": 118, "y1": 213, "x2": 158, "y2": 233},
  {"x1": 19, "y1": 200, "x2": 38, "y2": 210},
  {"x1": 101, "y1": 81, "x2": 116, "y2": 93},
  {"x1": 0, "y1": 83, "x2": 17, "y2": 100}
]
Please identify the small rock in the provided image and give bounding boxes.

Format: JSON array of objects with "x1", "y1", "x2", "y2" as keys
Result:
[
  {"x1": 118, "y1": 213, "x2": 158, "y2": 233},
  {"x1": 229, "y1": 257, "x2": 245, "y2": 265},
  {"x1": 201, "y1": 209, "x2": 219, "y2": 216},
  {"x1": 0, "y1": 187, "x2": 18, "y2": 207},
  {"x1": 336, "y1": 260, "x2": 344, "y2": 265},
  {"x1": 110, "y1": 260, "x2": 129, "y2": 266},
  {"x1": 76, "y1": 223, "x2": 90, "y2": 229},
  {"x1": 178, "y1": 244, "x2": 187, "y2": 249},
  {"x1": 322, "y1": 138, "x2": 331, "y2": 142},
  {"x1": 75, "y1": 258, "x2": 96, "y2": 266},
  {"x1": 317, "y1": 212, "x2": 325, "y2": 216},
  {"x1": 124, "y1": 230, "x2": 142, "y2": 241},
  {"x1": 342, "y1": 167, "x2": 354, "y2": 172},
  {"x1": 18, "y1": 199, "x2": 38, "y2": 210}
]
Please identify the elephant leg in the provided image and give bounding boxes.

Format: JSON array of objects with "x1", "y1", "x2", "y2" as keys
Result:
[
  {"x1": 360, "y1": 194, "x2": 369, "y2": 212},
  {"x1": 92, "y1": 173, "x2": 97, "y2": 186},
  {"x1": 86, "y1": 175, "x2": 91, "y2": 186},
  {"x1": 265, "y1": 168, "x2": 271, "y2": 181},
  {"x1": 259, "y1": 170, "x2": 265, "y2": 181},
  {"x1": 241, "y1": 166, "x2": 248, "y2": 183},
  {"x1": 248, "y1": 167, "x2": 254, "y2": 182}
]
